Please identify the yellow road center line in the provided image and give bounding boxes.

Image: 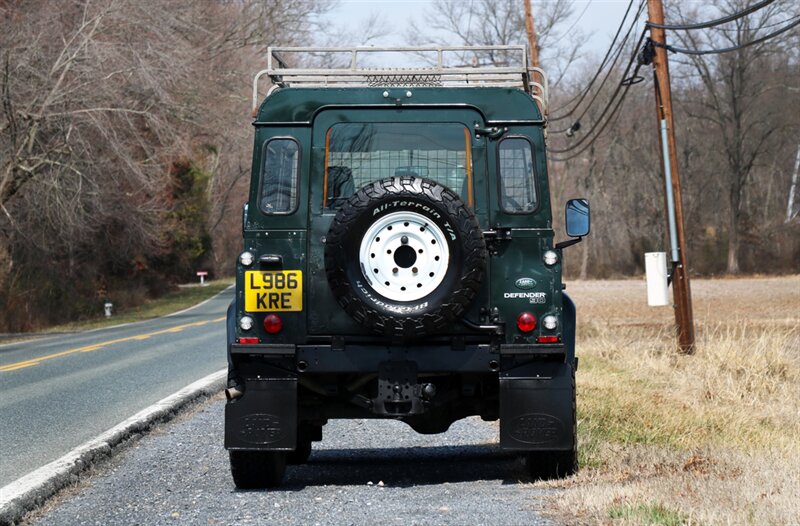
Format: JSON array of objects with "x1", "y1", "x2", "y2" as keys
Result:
[
  {"x1": 0, "y1": 316, "x2": 226, "y2": 373},
  {"x1": 1, "y1": 362, "x2": 44, "y2": 372}
]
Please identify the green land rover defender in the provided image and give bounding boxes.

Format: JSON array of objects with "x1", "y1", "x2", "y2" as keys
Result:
[{"x1": 224, "y1": 46, "x2": 590, "y2": 488}]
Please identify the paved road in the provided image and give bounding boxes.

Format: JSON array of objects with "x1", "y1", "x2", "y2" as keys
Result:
[
  {"x1": 0, "y1": 288, "x2": 232, "y2": 487},
  {"x1": 31, "y1": 398, "x2": 554, "y2": 526}
]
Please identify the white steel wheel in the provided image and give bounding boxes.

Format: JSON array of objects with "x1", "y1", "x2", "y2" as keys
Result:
[
  {"x1": 324, "y1": 176, "x2": 487, "y2": 338},
  {"x1": 358, "y1": 211, "x2": 450, "y2": 302}
]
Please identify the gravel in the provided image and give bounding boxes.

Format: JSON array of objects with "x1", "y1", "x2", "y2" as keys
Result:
[{"x1": 30, "y1": 399, "x2": 555, "y2": 526}]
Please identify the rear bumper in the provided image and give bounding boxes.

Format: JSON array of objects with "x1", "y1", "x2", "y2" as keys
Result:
[
  {"x1": 225, "y1": 343, "x2": 574, "y2": 452},
  {"x1": 230, "y1": 342, "x2": 565, "y2": 374}
]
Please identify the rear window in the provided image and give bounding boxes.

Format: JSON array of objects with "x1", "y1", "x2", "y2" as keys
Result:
[
  {"x1": 498, "y1": 137, "x2": 537, "y2": 213},
  {"x1": 260, "y1": 138, "x2": 299, "y2": 214},
  {"x1": 324, "y1": 122, "x2": 472, "y2": 209}
]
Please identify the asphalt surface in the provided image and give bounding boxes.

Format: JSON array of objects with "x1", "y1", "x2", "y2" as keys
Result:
[
  {"x1": 0, "y1": 288, "x2": 232, "y2": 487},
  {"x1": 30, "y1": 398, "x2": 555, "y2": 526}
]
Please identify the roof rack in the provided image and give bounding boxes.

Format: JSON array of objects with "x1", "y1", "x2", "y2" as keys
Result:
[{"x1": 252, "y1": 46, "x2": 548, "y2": 116}]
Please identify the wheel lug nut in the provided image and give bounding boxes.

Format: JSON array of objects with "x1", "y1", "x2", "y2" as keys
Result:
[
  {"x1": 401, "y1": 235, "x2": 408, "y2": 245},
  {"x1": 393, "y1": 267, "x2": 398, "y2": 273},
  {"x1": 412, "y1": 267, "x2": 418, "y2": 273}
]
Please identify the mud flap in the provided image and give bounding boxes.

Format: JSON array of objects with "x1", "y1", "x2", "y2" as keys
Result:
[
  {"x1": 225, "y1": 377, "x2": 297, "y2": 451},
  {"x1": 499, "y1": 361, "x2": 574, "y2": 451}
]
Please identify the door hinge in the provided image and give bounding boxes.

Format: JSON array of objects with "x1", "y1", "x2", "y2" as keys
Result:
[{"x1": 483, "y1": 228, "x2": 512, "y2": 255}]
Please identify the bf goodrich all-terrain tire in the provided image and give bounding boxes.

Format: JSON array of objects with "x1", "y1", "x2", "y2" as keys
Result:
[
  {"x1": 287, "y1": 438, "x2": 312, "y2": 465},
  {"x1": 325, "y1": 176, "x2": 486, "y2": 338},
  {"x1": 229, "y1": 450, "x2": 287, "y2": 489}
]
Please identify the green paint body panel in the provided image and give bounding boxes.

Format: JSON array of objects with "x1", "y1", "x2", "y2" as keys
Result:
[
  {"x1": 240, "y1": 86, "x2": 562, "y2": 344},
  {"x1": 254, "y1": 87, "x2": 544, "y2": 125},
  {"x1": 226, "y1": 83, "x2": 581, "y2": 459}
]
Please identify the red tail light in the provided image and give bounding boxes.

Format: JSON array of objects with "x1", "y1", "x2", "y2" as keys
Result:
[
  {"x1": 536, "y1": 335, "x2": 560, "y2": 344},
  {"x1": 238, "y1": 337, "x2": 259, "y2": 344},
  {"x1": 263, "y1": 314, "x2": 283, "y2": 334},
  {"x1": 516, "y1": 312, "x2": 537, "y2": 333}
]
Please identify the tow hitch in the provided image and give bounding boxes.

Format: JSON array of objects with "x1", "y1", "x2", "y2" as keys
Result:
[{"x1": 372, "y1": 361, "x2": 435, "y2": 416}]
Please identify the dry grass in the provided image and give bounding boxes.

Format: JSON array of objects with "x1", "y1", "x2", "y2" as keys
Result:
[{"x1": 543, "y1": 276, "x2": 800, "y2": 526}]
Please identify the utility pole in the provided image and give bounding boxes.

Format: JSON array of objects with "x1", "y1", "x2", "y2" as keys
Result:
[
  {"x1": 647, "y1": 0, "x2": 695, "y2": 353},
  {"x1": 523, "y1": 0, "x2": 545, "y2": 115},
  {"x1": 523, "y1": 0, "x2": 540, "y2": 71}
]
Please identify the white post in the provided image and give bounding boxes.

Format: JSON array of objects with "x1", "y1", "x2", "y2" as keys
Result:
[{"x1": 645, "y1": 252, "x2": 669, "y2": 307}]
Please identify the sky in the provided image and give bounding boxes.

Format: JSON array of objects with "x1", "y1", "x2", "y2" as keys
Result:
[{"x1": 324, "y1": 0, "x2": 635, "y2": 64}]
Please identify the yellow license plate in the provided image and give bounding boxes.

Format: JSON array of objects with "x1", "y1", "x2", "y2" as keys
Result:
[{"x1": 244, "y1": 271, "x2": 303, "y2": 312}]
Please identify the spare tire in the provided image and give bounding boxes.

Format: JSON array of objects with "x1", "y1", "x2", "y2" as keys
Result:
[{"x1": 325, "y1": 177, "x2": 486, "y2": 338}]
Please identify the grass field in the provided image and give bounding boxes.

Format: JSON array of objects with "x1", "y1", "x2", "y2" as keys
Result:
[{"x1": 543, "y1": 276, "x2": 800, "y2": 525}]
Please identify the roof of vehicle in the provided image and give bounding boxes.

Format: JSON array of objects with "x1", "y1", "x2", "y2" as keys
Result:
[
  {"x1": 253, "y1": 46, "x2": 547, "y2": 125},
  {"x1": 254, "y1": 87, "x2": 544, "y2": 125}
]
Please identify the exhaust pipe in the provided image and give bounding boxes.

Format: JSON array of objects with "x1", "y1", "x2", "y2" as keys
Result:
[{"x1": 225, "y1": 386, "x2": 243, "y2": 400}]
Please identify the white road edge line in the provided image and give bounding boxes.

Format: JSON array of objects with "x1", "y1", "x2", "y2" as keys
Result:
[
  {"x1": 0, "y1": 368, "x2": 227, "y2": 525},
  {"x1": 65, "y1": 284, "x2": 234, "y2": 331},
  {"x1": 161, "y1": 284, "x2": 235, "y2": 319}
]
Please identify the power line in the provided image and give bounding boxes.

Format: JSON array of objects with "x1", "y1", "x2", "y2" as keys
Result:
[
  {"x1": 549, "y1": 0, "x2": 637, "y2": 121},
  {"x1": 547, "y1": 28, "x2": 648, "y2": 155},
  {"x1": 653, "y1": 16, "x2": 800, "y2": 55},
  {"x1": 548, "y1": 1, "x2": 798, "y2": 158},
  {"x1": 547, "y1": 41, "x2": 651, "y2": 162},
  {"x1": 645, "y1": 0, "x2": 777, "y2": 30},
  {"x1": 547, "y1": 81, "x2": 631, "y2": 162},
  {"x1": 549, "y1": 0, "x2": 638, "y2": 121},
  {"x1": 710, "y1": 13, "x2": 800, "y2": 31},
  {"x1": 549, "y1": 1, "x2": 646, "y2": 133},
  {"x1": 549, "y1": 0, "x2": 593, "y2": 46}
]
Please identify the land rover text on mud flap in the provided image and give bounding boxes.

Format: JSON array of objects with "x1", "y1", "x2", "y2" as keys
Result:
[{"x1": 224, "y1": 46, "x2": 591, "y2": 488}]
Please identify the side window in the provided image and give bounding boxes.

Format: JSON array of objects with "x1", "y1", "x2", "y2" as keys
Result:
[
  {"x1": 498, "y1": 138, "x2": 537, "y2": 214},
  {"x1": 260, "y1": 139, "x2": 299, "y2": 214}
]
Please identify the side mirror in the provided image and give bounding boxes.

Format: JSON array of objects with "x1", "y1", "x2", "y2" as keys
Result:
[
  {"x1": 565, "y1": 198, "x2": 590, "y2": 237},
  {"x1": 555, "y1": 198, "x2": 590, "y2": 250}
]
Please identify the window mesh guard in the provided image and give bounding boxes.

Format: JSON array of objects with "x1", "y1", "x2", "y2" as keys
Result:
[{"x1": 327, "y1": 150, "x2": 468, "y2": 208}]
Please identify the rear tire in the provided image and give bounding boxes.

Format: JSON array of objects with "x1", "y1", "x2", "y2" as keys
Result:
[
  {"x1": 525, "y1": 449, "x2": 577, "y2": 480},
  {"x1": 229, "y1": 450, "x2": 287, "y2": 489},
  {"x1": 287, "y1": 437, "x2": 312, "y2": 465}
]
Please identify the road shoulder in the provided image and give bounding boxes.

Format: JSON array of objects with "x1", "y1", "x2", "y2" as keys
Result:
[{"x1": 0, "y1": 369, "x2": 226, "y2": 526}]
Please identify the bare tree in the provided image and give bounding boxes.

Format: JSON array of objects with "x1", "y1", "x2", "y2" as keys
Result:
[
  {"x1": 0, "y1": 1, "x2": 197, "y2": 247},
  {"x1": 670, "y1": 0, "x2": 800, "y2": 273},
  {"x1": 197, "y1": 0, "x2": 382, "y2": 271},
  {"x1": 405, "y1": 0, "x2": 581, "y2": 86},
  {"x1": 0, "y1": 0, "x2": 340, "y2": 330}
]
